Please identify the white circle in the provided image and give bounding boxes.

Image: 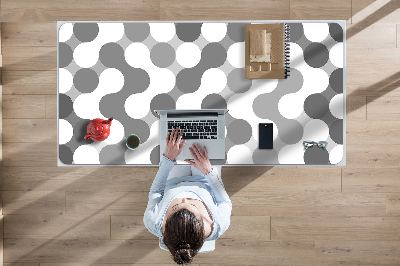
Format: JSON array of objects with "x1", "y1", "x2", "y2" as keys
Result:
[
  {"x1": 125, "y1": 43, "x2": 150, "y2": 68},
  {"x1": 201, "y1": 23, "x2": 227, "y2": 42},
  {"x1": 329, "y1": 144, "x2": 343, "y2": 164},
  {"x1": 278, "y1": 94, "x2": 303, "y2": 119},
  {"x1": 330, "y1": 42, "x2": 343, "y2": 68},
  {"x1": 227, "y1": 42, "x2": 245, "y2": 68},
  {"x1": 227, "y1": 145, "x2": 253, "y2": 164},
  {"x1": 104, "y1": 119, "x2": 125, "y2": 145},
  {"x1": 59, "y1": 119, "x2": 73, "y2": 145},
  {"x1": 176, "y1": 43, "x2": 201, "y2": 68},
  {"x1": 74, "y1": 43, "x2": 99, "y2": 68},
  {"x1": 201, "y1": 68, "x2": 227, "y2": 91},
  {"x1": 303, "y1": 119, "x2": 329, "y2": 141},
  {"x1": 150, "y1": 23, "x2": 176, "y2": 42},
  {"x1": 73, "y1": 144, "x2": 100, "y2": 164},
  {"x1": 59, "y1": 23, "x2": 73, "y2": 42},
  {"x1": 278, "y1": 144, "x2": 305, "y2": 164},
  {"x1": 303, "y1": 23, "x2": 329, "y2": 42},
  {"x1": 330, "y1": 94, "x2": 343, "y2": 119},
  {"x1": 59, "y1": 68, "x2": 73, "y2": 93}
]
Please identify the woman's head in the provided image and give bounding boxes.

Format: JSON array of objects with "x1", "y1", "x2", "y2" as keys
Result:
[{"x1": 163, "y1": 208, "x2": 206, "y2": 264}]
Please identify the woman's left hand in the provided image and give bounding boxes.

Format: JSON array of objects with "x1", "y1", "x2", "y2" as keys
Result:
[{"x1": 165, "y1": 127, "x2": 186, "y2": 161}]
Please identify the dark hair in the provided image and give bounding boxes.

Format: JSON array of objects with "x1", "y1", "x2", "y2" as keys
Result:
[{"x1": 163, "y1": 208, "x2": 206, "y2": 264}]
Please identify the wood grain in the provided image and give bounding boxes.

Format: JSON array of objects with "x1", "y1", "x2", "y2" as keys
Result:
[
  {"x1": 66, "y1": 191, "x2": 148, "y2": 215},
  {"x1": 2, "y1": 47, "x2": 56, "y2": 71},
  {"x1": 4, "y1": 264, "x2": 39, "y2": 266},
  {"x1": 41, "y1": 264, "x2": 198, "y2": 266},
  {"x1": 347, "y1": 23, "x2": 396, "y2": 49},
  {"x1": 2, "y1": 191, "x2": 65, "y2": 215},
  {"x1": 1, "y1": 22, "x2": 57, "y2": 46},
  {"x1": 386, "y1": 193, "x2": 400, "y2": 216},
  {"x1": 346, "y1": 96, "x2": 366, "y2": 120},
  {"x1": 160, "y1": 0, "x2": 289, "y2": 20},
  {"x1": 45, "y1": 95, "x2": 56, "y2": 119},
  {"x1": 351, "y1": 0, "x2": 400, "y2": 25},
  {"x1": 347, "y1": 71, "x2": 400, "y2": 98},
  {"x1": 367, "y1": 96, "x2": 400, "y2": 120},
  {"x1": 346, "y1": 120, "x2": 400, "y2": 145},
  {"x1": 352, "y1": 0, "x2": 376, "y2": 19},
  {"x1": 4, "y1": 214, "x2": 110, "y2": 239},
  {"x1": 2, "y1": 119, "x2": 57, "y2": 143},
  {"x1": 2, "y1": 71, "x2": 56, "y2": 95},
  {"x1": 2, "y1": 166, "x2": 158, "y2": 192},
  {"x1": 4, "y1": 238, "x2": 315, "y2": 264},
  {"x1": 0, "y1": 0, "x2": 160, "y2": 22},
  {"x1": 273, "y1": 216, "x2": 400, "y2": 241},
  {"x1": 2, "y1": 142, "x2": 57, "y2": 167},
  {"x1": 231, "y1": 191, "x2": 386, "y2": 216},
  {"x1": 111, "y1": 216, "x2": 156, "y2": 240},
  {"x1": 290, "y1": 0, "x2": 351, "y2": 20},
  {"x1": 343, "y1": 168, "x2": 400, "y2": 192},
  {"x1": 346, "y1": 144, "x2": 400, "y2": 168},
  {"x1": 2, "y1": 95, "x2": 45, "y2": 118},
  {"x1": 316, "y1": 240, "x2": 400, "y2": 264}
]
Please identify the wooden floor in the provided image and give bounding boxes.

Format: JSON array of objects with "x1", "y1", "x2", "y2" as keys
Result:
[{"x1": 1, "y1": 0, "x2": 400, "y2": 265}]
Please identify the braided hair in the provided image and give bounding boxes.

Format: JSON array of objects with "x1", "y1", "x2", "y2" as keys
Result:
[{"x1": 163, "y1": 208, "x2": 206, "y2": 264}]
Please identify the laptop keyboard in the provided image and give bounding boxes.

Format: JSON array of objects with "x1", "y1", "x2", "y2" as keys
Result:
[{"x1": 168, "y1": 120, "x2": 218, "y2": 139}]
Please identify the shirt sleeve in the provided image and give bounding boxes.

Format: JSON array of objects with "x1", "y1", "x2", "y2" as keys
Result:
[
  {"x1": 143, "y1": 154, "x2": 175, "y2": 237},
  {"x1": 204, "y1": 166, "x2": 232, "y2": 238}
]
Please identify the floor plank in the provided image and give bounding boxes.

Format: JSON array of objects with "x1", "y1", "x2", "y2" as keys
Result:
[
  {"x1": 1, "y1": 22, "x2": 57, "y2": 46},
  {"x1": 290, "y1": 0, "x2": 351, "y2": 20},
  {"x1": 0, "y1": 0, "x2": 160, "y2": 22},
  {"x1": 4, "y1": 214, "x2": 110, "y2": 239},
  {"x1": 2, "y1": 191, "x2": 65, "y2": 215},
  {"x1": 343, "y1": 168, "x2": 400, "y2": 192},
  {"x1": 2, "y1": 166, "x2": 158, "y2": 192},
  {"x1": 347, "y1": 23, "x2": 396, "y2": 49},
  {"x1": 346, "y1": 120, "x2": 400, "y2": 145},
  {"x1": 3, "y1": 95, "x2": 46, "y2": 119},
  {"x1": 273, "y1": 216, "x2": 400, "y2": 241},
  {"x1": 3, "y1": 238, "x2": 315, "y2": 264},
  {"x1": 316, "y1": 240, "x2": 400, "y2": 264},
  {"x1": 3, "y1": 119, "x2": 57, "y2": 143},
  {"x1": 231, "y1": 191, "x2": 386, "y2": 216},
  {"x1": 41, "y1": 264, "x2": 197, "y2": 266},
  {"x1": 2, "y1": 142, "x2": 57, "y2": 167},
  {"x1": 346, "y1": 96, "x2": 366, "y2": 120},
  {"x1": 351, "y1": 0, "x2": 400, "y2": 25},
  {"x1": 346, "y1": 144, "x2": 400, "y2": 168},
  {"x1": 2, "y1": 70, "x2": 56, "y2": 95},
  {"x1": 386, "y1": 193, "x2": 400, "y2": 216},
  {"x1": 2, "y1": 47, "x2": 56, "y2": 71},
  {"x1": 160, "y1": 0, "x2": 289, "y2": 20},
  {"x1": 111, "y1": 215, "x2": 157, "y2": 240},
  {"x1": 347, "y1": 71, "x2": 400, "y2": 98},
  {"x1": 367, "y1": 96, "x2": 400, "y2": 120},
  {"x1": 4, "y1": 263, "x2": 39, "y2": 266},
  {"x1": 45, "y1": 95, "x2": 56, "y2": 119},
  {"x1": 351, "y1": 0, "x2": 376, "y2": 23}
]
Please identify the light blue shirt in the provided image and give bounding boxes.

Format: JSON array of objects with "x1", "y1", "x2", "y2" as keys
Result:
[{"x1": 143, "y1": 155, "x2": 232, "y2": 243}]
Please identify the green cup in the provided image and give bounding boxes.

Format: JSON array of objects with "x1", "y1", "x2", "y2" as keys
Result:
[{"x1": 126, "y1": 134, "x2": 140, "y2": 150}]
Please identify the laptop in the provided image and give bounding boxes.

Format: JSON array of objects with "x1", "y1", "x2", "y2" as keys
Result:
[{"x1": 155, "y1": 109, "x2": 229, "y2": 160}]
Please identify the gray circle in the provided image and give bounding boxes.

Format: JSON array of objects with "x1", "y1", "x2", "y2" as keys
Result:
[
  {"x1": 73, "y1": 23, "x2": 99, "y2": 42},
  {"x1": 99, "y1": 145, "x2": 126, "y2": 164},
  {"x1": 59, "y1": 42, "x2": 73, "y2": 68},
  {"x1": 287, "y1": 23, "x2": 304, "y2": 43},
  {"x1": 227, "y1": 23, "x2": 246, "y2": 42},
  {"x1": 150, "y1": 94, "x2": 176, "y2": 118},
  {"x1": 329, "y1": 23, "x2": 343, "y2": 42},
  {"x1": 275, "y1": 68, "x2": 304, "y2": 94},
  {"x1": 150, "y1": 43, "x2": 175, "y2": 68},
  {"x1": 124, "y1": 119, "x2": 150, "y2": 143},
  {"x1": 176, "y1": 23, "x2": 202, "y2": 42},
  {"x1": 124, "y1": 67, "x2": 151, "y2": 94},
  {"x1": 150, "y1": 145, "x2": 160, "y2": 164},
  {"x1": 124, "y1": 23, "x2": 150, "y2": 42},
  {"x1": 227, "y1": 119, "x2": 252, "y2": 144},
  {"x1": 228, "y1": 68, "x2": 252, "y2": 93},
  {"x1": 330, "y1": 68, "x2": 343, "y2": 93},
  {"x1": 74, "y1": 119, "x2": 94, "y2": 144},
  {"x1": 278, "y1": 119, "x2": 304, "y2": 145},
  {"x1": 59, "y1": 145, "x2": 73, "y2": 164},
  {"x1": 176, "y1": 68, "x2": 202, "y2": 93},
  {"x1": 304, "y1": 94, "x2": 329, "y2": 119},
  {"x1": 330, "y1": 119, "x2": 343, "y2": 144},
  {"x1": 253, "y1": 149, "x2": 279, "y2": 164},
  {"x1": 304, "y1": 146, "x2": 330, "y2": 164},
  {"x1": 201, "y1": 43, "x2": 227, "y2": 68},
  {"x1": 201, "y1": 94, "x2": 227, "y2": 109},
  {"x1": 99, "y1": 42, "x2": 125, "y2": 69},
  {"x1": 59, "y1": 94, "x2": 73, "y2": 119},
  {"x1": 74, "y1": 68, "x2": 99, "y2": 93},
  {"x1": 304, "y1": 43, "x2": 329, "y2": 68}
]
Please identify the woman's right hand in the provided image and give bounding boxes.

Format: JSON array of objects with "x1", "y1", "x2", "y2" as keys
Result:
[{"x1": 184, "y1": 143, "x2": 212, "y2": 176}]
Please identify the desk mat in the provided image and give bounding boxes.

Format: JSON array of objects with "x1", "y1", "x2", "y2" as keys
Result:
[{"x1": 58, "y1": 22, "x2": 344, "y2": 165}]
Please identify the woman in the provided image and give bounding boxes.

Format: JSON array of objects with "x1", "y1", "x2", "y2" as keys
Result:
[{"x1": 144, "y1": 127, "x2": 232, "y2": 264}]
